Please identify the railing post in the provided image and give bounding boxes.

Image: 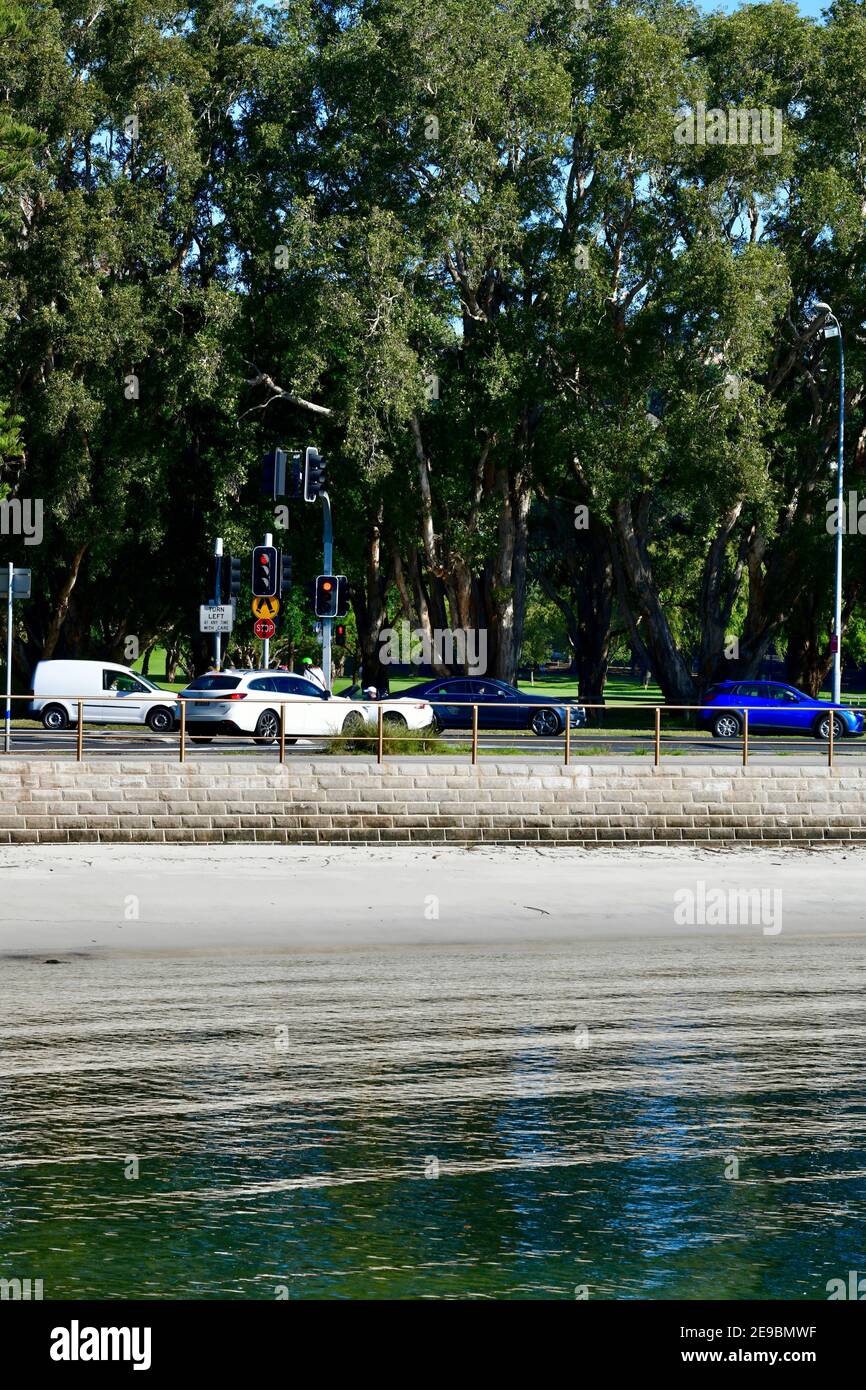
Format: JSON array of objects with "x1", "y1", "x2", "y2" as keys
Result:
[
  {"x1": 377, "y1": 704, "x2": 384, "y2": 764},
  {"x1": 471, "y1": 704, "x2": 478, "y2": 765},
  {"x1": 828, "y1": 711, "x2": 834, "y2": 769},
  {"x1": 179, "y1": 701, "x2": 186, "y2": 764},
  {"x1": 654, "y1": 707, "x2": 660, "y2": 767},
  {"x1": 279, "y1": 703, "x2": 286, "y2": 764},
  {"x1": 564, "y1": 710, "x2": 571, "y2": 765},
  {"x1": 742, "y1": 708, "x2": 748, "y2": 767},
  {"x1": 76, "y1": 701, "x2": 84, "y2": 761}
]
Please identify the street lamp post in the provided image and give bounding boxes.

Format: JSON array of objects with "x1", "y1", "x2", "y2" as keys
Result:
[{"x1": 815, "y1": 302, "x2": 845, "y2": 704}]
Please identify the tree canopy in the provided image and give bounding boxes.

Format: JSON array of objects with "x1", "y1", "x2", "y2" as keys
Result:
[{"x1": 1, "y1": 0, "x2": 864, "y2": 698}]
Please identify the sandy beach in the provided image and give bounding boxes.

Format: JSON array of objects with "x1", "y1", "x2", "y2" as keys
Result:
[{"x1": 1, "y1": 843, "x2": 863, "y2": 953}]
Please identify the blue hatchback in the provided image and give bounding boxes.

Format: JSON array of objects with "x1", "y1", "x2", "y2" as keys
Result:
[{"x1": 700, "y1": 680, "x2": 865, "y2": 739}]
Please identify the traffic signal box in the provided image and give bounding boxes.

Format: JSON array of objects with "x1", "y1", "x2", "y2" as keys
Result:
[
  {"x1": 252, "y1": 545, "x2": 279, "y2": 597},
  {"x1": 220, "y1": 555, "x2": 241, "y2": 598},
  {"x1": 314, "y1": 574, "x2": 349, "y2": 618},
  {"x1": 304, "y1": 447, "x2": 327, "y2": 502},
  {"x1": 314, "y1": 574, "x2": 337, "y2": 617},
  {"x1": 263, "y1": 448, "x2": 303, "y2": 499}
]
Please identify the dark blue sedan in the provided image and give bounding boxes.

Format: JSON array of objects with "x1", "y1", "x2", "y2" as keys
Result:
[
  {"x1": 392, "y1": 676, "x2": 586, "y2": 737},
  {"x1": 700, "y1": 680, "x2": 865, "y2": 739}
]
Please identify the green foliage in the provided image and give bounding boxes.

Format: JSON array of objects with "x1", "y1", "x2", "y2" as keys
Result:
[
  {"x1": 0, "y1": 0, "x2": 864, "y2": 695},
  {"x1": 328, "y1": 715, "x2": 445, "y2": 756}
]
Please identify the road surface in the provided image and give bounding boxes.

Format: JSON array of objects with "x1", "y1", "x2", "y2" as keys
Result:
[{"x1": 2, "y1": 727, "x2": 861, "y2": 762}]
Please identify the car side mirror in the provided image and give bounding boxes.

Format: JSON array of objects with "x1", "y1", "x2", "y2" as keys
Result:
[{"x1": 323, "y1": 690, "x2": 332, "y2": 700}]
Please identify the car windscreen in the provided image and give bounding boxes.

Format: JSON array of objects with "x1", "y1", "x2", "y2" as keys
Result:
[{"x1": 185, "y1": 676, "x2": 241, "y2": 691}]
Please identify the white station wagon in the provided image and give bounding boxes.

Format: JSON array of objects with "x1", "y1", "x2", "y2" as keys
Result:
[{"x1": 178, "y1": 670, "x2": 433, "y2": 744}]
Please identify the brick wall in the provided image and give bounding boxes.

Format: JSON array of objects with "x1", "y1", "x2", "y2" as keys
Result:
[{"x1": 0, "y1": 760, "x2": 864, "y2": 844}]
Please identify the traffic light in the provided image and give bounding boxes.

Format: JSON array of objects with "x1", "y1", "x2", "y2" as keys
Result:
[
  {"x1": 252, "y1": 545, "x2": 278, "y2": 597},
  {"x1": 336, "y1": 576, "x2": 350, "y2": 617},
  {"x1": 262, "y1": 448, "x2": 287, "y2": 498},
  {"x1": 220, "y1": 555, "x2": 241, "y2": 598},
  {"x1": 334, "y1": 623, "x2": 347, "y2": 647},
  {"x1": 290, "y1": 450, "x2": 303, "y2": 498},
  {"x1": 304, "y1": 446, "x2": 327, "y2": 502},
  {"x1": 314, "y1": 573, "x2": 348, "y2": 617},
  {"x1": 314, "y1": 574, "x2": 338, "y2": 617},
  {"x1": 280, "y1": 551, "x2": 292, "y2": 594}
]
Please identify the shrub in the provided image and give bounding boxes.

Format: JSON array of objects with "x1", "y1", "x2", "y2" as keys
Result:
[{"x1": 328, "y1": 715, "x2": 445, "y2": 756}]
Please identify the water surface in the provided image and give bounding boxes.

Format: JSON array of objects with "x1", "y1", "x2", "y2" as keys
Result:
[{"x1": 1, "y1": 935, "x2": 864, "y2": 1298}]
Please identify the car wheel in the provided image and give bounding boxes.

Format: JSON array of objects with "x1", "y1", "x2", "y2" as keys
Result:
[
  {"x1": 342, "y1": 711, "x2": 366, "y2": 735},
  {"x1": 815, "y1": 713, "x2": 845, "y2": 740},
  {"x1": 253, "y1": 709, "x2": 280, "y2": 745},
  {"x1": 530, "y1": 708, "x2": 562, "y2": 737},
  {"x1": 41, "y1": 704, "x2": 70, "y2": 731},
  {"x1": 383, "y1": 712, "x2": 407, "y2": 730},
  {"x1": 711, "y1": 713, "x2": 741, "y2": 739},
  {"x1": 146, "y1": 706, "x2": 174, "y2": 734}
]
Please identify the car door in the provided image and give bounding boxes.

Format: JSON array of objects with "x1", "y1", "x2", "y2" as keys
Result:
[
  {"x1": 771, "y1": 684, "x2": 813, "y2": 732},
  {"x1": 85, "y1": 670, "x2": 151, "y2": 724},
  {"x1": 464, "y1": 679, "x2": 520, "y2": 728},
  {"x1": 758, "y1": 683, "x2": 799, "y2": 731},
  {"x1": 246, "y1": 677, "x2": 282, "y2": 729},
  {"x1": 731, "y1": 682, "x2": 764, "y2": 729},
  {"x1": 423, "y1": 680, "x2": 469, "y2": 727},
  {"x1": 273, "y1": 676, "x2": 320, "y2": 735}
]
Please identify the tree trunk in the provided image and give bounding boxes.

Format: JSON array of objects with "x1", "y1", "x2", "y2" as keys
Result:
[
  {"x1": 574, "y1": 524, "x2": 614, "y2": 705},
  {"x1": 352, "y1": 503, "x2": 392, "y2": 691},
  {"x1": 409, "y1": 549, "x2": 449, "y2": 676},
  {"x1": 481, "y1": 473, "x2": 531, "y2": 681},
  {"x1": 41, "y1": 545, "x2": 88, "y2": 660},
  {"x1": 696, "y1": 501, "x2": 746, "y2": 688},
  {"x1": 611, "y1": 497, "x2": 696, "y2": 704}
]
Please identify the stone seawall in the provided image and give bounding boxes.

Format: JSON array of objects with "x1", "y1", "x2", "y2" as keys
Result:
[{"x1": 0, "y1": 760, "x2": 864, "y2": 845}]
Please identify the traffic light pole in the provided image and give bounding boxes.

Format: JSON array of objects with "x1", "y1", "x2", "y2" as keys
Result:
[
  {"x1": 322, "y1": 494, "x2": 332, "y2": 691},
  {"x1": 213, "y1": 537, "x2": 223, "y2": 671},
  {"x1": 4, "y1": 562, "x2": 12, "y2": 753}
]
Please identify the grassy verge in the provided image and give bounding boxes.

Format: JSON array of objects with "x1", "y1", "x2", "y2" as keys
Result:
[{"x1": 328, "y1": 718, "x2": 448, "y2": 756}]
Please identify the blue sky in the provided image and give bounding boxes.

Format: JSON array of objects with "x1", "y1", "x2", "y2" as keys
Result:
[{"x1": 710, "y1": 0, "x2": 827, "y2": 15}]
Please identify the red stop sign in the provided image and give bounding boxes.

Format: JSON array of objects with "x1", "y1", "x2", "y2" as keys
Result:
[{"x1": 254, "y1": 617, "x2": 276, "y2": 640}]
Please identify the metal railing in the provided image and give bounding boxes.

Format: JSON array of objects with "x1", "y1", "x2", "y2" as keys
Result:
[{"x1": 2, "y1": 694, "x2": 861, "y2": 767}]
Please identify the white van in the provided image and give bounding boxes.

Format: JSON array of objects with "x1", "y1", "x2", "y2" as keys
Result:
[{"x1": 31, "y1": 660, "x2": 179, "y2": 733}]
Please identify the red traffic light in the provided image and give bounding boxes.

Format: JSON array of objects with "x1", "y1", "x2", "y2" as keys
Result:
[{"x1": 252, "y1": 545, "x2": 279, "y2": 597}]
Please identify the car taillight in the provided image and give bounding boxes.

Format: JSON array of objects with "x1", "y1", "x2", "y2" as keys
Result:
[{"x1": 227, "y1": 692, "x2": 247, "y2": 700}]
